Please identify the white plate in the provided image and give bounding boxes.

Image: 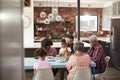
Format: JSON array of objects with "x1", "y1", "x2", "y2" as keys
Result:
[
  {"x1": 56, "y1": 60, "x2": 66, "y2": 63},
  {"x1": 46, "y1": 56, "x2": 55, "y2": 61},
  {"x1": 46, "y1": 58, "x2": 55, "y2": 61}
]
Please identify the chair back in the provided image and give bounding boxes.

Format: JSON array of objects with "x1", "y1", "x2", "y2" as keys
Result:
[
  {"x1": 73, "y1": 67, "x2": 92, "y2": 80},
  {"x1": 96, "y1": 56, "x2": 111, "y2": 80},
  {"x1": 34, "y1": 68, "x2": 54, "y2": 80},
  {"x1": 105, "y1": 56, "x2": 110, "y2": 71}
]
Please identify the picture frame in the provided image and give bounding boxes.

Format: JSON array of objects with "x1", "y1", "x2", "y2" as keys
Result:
[{"x1": 24, "y1": 0, "x2": 31, "y2": 7}]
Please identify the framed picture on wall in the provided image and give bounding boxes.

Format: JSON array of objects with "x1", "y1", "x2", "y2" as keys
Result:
[{"x1": 24, "y1": 0, "x2": 31, "y2": 7}]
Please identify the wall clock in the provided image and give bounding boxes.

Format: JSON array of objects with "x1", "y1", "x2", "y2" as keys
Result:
[{"x1": 23, "y1": 15, "x2": 31, "y2": 29}]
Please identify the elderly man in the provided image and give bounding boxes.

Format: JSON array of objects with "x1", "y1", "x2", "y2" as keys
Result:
[{"x1": 87, "y1": 35, "x2": 106, "y2": 74}]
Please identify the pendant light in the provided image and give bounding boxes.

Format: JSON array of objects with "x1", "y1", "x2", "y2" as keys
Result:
[
  {"x1": 55, "y1": 0, "x2": 62, "y2": 22},
  {"x1": 43, "y1": 18, "x2": 50, "y2": 24},
  {"x1": 40, "y1": 11, "x2": 46, "y2": 18},
  {"x1": 48, "y1": 0, "x2": 54, "y2": 21},
  {"x1": 40, "y1": 0, "x2": 46, "y2": 18},
  {"x1": 55, "y1": 15, "x2": 62, "y2": 22},
  {"x1": 48, "y1": 13, "x2": 54, "y2": 21},
  {"x1": 52, "y1": 0, "x2": 58, "y2": 14},
  {"x1": 43, "y1": 0, "x2": 50, "y2": 24}
]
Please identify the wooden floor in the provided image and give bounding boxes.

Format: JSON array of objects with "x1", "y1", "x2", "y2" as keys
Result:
[
  {"x1": 101, "y1": 67, "x2": 120, "y2": 80},
  {"x1": 25, "y1": 66, "x2": 120, "y2": 80}
]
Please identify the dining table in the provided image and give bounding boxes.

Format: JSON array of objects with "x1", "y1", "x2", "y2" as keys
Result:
[
  {"x1": 24, "y1": 57, "x2": 96, "y2": 69},
  {"x1": 24, "y1": 57, "x2": 96, "y2": 80}
]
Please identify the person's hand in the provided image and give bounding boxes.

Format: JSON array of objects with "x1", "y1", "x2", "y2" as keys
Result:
[{"x1": 64, "y1": 48, "x2": 68, "y2": 52}]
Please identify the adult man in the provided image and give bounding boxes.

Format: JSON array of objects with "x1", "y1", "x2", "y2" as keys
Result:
[
  {"x1": 66, "y1": 34, "x2": 74, "y2": 54},
  {"x1": 87, "y1": 35, "x2": 106, "y2": 74}
]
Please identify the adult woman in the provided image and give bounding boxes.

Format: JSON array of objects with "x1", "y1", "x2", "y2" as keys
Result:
[
  {"x1": 66, "y1": 34, "x2": 74, "y2": 54},
  {"x1": 41, "y1": 38, "x2": 57, "y2": 57},
  {"x1": 66, "y1": 41, "x2": 91, "y2": 80}
]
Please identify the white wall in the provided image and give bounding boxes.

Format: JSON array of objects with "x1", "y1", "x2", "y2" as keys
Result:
[
  {"x1": 23, "y1": 0, "x2": 35, "y2": 48},
  {"x1": 102, "y1": 6, "x2": 112, "y2": 31},
  {"x1": 23, "y1": 1, "x2": 61, "y2": 48}
]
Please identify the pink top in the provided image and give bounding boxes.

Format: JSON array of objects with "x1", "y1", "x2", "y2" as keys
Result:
[
  {"x1": 33, "y1": 60, "x2": 52, "y2": 70},
  {"x1": 47, "y1": 47, "x2": 57, "y2": 57},
  {"x1": 66, "y1": 54, "x2": 91, "y2": 80}
]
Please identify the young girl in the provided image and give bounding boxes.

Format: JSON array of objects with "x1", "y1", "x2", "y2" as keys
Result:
[
  {"x1": 33, "y1": 48, "x2": 52, "y2": 74},
  {"x1": 59, "y1": 39, "x2": 71, "y2": 59}
]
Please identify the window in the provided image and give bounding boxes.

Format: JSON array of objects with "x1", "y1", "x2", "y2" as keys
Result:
[{"x1": 76, "y1": 15, "x2": 98, "y2": 32}]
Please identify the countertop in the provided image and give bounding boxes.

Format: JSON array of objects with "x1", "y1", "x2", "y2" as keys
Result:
[
  {"x1": 24, "y1": 37, "x2": 110, "y2": 48},
  {"x1": 80, "y1": 37, "x2": 110, "y2": 43},
  {"x1": 24, "y1": 42, "x2": 91, "y2": 48}
]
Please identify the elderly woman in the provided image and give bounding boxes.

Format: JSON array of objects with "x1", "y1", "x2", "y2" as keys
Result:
[
  {"x1": 87, "y1": 35, "x2": 106, "y2": 74},
  {"x1": 66, "y1": 41, "x2": 91, "y2": 80}
]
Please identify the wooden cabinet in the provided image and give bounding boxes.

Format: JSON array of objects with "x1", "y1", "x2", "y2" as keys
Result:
[{"x1": 113, "y1": 1, "x2": 120, "y2": 16}]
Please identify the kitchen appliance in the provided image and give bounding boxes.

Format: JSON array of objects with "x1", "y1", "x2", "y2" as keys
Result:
[{"x1": 110, "y1": 18, "x2": 120, "y2": 69}]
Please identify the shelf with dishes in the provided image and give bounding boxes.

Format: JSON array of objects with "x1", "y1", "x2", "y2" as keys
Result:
[{"x1": 34, "y1": 18, "x2": 75, "y2": 42}]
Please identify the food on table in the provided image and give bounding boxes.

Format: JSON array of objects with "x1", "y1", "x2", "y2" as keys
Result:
[
  {"x1": 56, "y1": 57, "x2": 66, "y2": 61},
  {"x1": 46, "y1": 56, "x2": 54, "y2": 59}
]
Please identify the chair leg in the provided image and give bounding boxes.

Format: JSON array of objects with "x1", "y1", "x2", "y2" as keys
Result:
[
  {"x1": 102, "y1": 77, "x2": 108, "y2": 80},
  {"x1": 95, "y1": 74, "x2": 102, "y2": 80}
]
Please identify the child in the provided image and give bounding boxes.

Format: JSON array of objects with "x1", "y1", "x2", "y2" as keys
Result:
[
  {"x1": 33, "y1": 48, "x2": 52, "y2": 74},
  {"x1": 59, "y1": 39, "x2": 71, "y2": 59}
]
